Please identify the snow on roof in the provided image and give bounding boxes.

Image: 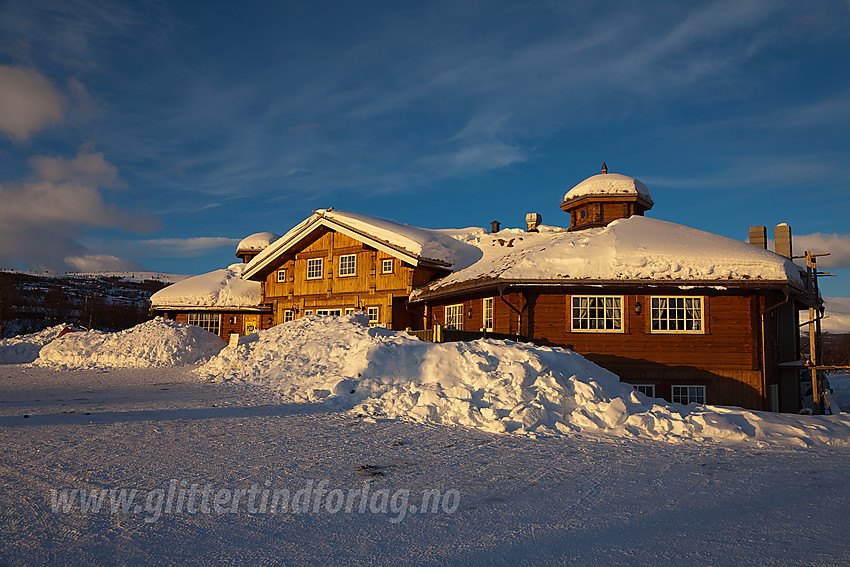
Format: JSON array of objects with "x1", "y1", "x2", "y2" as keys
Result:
[
  {"x1": 151, "y1": 263, "x2": 262, "y2": 309},
  {"x1": 562, "y1": 173, "x2": 653, "y2": 205},
  {"x1": 412, "y1": 216, "x2": 805, "y2": 299},
  {"x1": 236, "y1": 232, "x2": 280, "y2": 254},
  {"x1": 243, "y1": 209, "x2": 483, "y2": 279}
]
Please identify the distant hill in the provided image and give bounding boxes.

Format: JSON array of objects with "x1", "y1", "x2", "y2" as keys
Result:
[{"x1": 0, "y1": 270, "x2": 188, "y2": 338}]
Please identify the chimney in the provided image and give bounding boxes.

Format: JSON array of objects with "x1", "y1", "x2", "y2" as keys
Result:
[
  {"x1": 525, "y1": 212, "x2": 542, "y2": 232},
  {"x1": 749, "y1": 226, "x2": 767, "y2": 249},
  {"x1": 774, "y1": 223, "x2": 792, "y2": 258},
  {"x1": 490, "y1": 220, "x2": 501, "y2": 233}
]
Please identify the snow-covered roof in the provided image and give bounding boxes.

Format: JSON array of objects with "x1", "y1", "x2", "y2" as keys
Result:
[
  {"x1": 151, "y1": 263, "x2": 264, "y2": 310},
  {"x1": 236, "y1": 232, "x2": 280, "y2": 254},
  {"x1": 562, "y1": 173, "x2": 653, "y2": 206},
  {"x1": 243, "y1": 209, "x2": 483, "y2": 280},
  {"x1": 411, "y1": 216, "x2": 806, "y2": 300}
]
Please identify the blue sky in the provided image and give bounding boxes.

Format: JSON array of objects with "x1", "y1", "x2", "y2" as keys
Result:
[{"x1": 1, "y1": 0, "x2": 849, "y2": 296}]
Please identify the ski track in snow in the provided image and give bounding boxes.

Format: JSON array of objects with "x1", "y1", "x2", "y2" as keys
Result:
[{"x1": 1, "y1": 365, "x2": 850, "y2": 566}]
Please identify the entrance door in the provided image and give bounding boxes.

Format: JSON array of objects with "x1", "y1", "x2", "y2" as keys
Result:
[{"x1": 244, "y1": 315, "x2": 259, "y2": 334}]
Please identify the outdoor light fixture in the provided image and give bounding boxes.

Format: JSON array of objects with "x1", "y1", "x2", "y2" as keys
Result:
[
  {"x1": 634, "y1": 301, "x2": 642, "y2": 315},
  {"x1": 268, "y1": 316, "x2": 274, "y2": 325},
  {"x1": 467, "y1": 307, "x2": 473, "y2": 319}
]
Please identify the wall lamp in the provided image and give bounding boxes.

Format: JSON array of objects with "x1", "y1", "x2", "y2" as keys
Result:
[
  {"x1": 467, "y1": 307, "x2": 474, "y2": 319},
  {"x1": 634, "y1": 301, "x2": 642, "y2": 315}
]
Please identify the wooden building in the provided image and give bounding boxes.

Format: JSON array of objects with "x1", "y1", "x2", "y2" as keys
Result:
[{"x1": 158, "y1": 169, "x2": 816, "y2": 412}]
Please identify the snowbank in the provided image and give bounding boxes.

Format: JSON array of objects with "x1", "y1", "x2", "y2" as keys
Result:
[
  {"x1": 35, "y1": 318, "x2": 225, "y2": 369},
  {"x1": 0, "y1": 325, "x2": 77, "y2": 364},
  {"x1": 198, "y1": 314, "x2": 850, "y2": 447}
]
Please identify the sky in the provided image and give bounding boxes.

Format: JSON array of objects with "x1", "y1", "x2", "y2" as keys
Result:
[{"x1": 0, "y1": 0, "x2": 849, "y2": 297}]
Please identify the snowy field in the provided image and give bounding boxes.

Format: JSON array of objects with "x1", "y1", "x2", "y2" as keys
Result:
[{"x1": 2, "y1": 318, "x2": 850, "y2": 565}]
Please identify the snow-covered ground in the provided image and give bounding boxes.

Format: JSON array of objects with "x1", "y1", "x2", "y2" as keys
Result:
[{"x1": 2, "y1": 317, "x2": 850, "y2": 564}]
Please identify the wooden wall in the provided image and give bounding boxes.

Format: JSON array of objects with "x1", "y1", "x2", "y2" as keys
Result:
[
  {"x1": 423, "y1": 288, "x2": 801, "y2": 410},
  {"x1": 260, "y1": 228, "x2": 443, "y2": 330}
]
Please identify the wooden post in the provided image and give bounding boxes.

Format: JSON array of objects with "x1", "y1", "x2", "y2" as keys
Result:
[{"x1": 806, "y1": 251, "x2": 821, "y2": 414}]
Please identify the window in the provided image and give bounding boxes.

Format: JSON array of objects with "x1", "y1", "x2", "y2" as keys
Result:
[
  {"x1": 316, "y1": 309, "x2": 342, "y2": 316},
  {"x1": 381, "y1": 259, "x2": 394, "y2": 274},
  {"x1": 276, "y1": 269, "x2": 286, "y2": 283},
  {"x1": 188, "y1": 313, "x2": 220, "y2": 336},
  {"x1": 338, "y1": 254, "x2": 356, "y2": 277},
  {"x1": 345, "y1": 308, "x2": 355, "y2": 315},
  {"x1": 306, "y1": 258, "x2": 323, "y2": 280},
  {"x1": 445, "y1": 304, "x2": 464, "y2": 329},
  {"x1": 632, "y1": 384, "x2": 655, "y2": 398},
  {"x1": 482, "y1": 298, "x2": 494, "y2": 331},
  {"x1": 672, "y1": 385, "x2": 706, "y2": 405},
  {"x1": 367, "y1": 306, "x2": 380, "y2": 326},
  {"x1": 283, "y1": 310, "x2": 294, "y2": 323},
  {"x1": 571, "y1": 296, "x2": 623, "y2": 332},
  {"x1": 651, "y1": 296, "x2": 703, "y2": 333},
  {"x1": 303, "y1": 309, "x2": 313, "y2": 316}
]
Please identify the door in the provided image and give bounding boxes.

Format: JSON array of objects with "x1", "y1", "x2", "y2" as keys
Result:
[{"x1": 244, "y1": 315, "x2": 258, "y2": 334}]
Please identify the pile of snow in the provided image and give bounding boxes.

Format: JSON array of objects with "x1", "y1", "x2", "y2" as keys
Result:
[
  {"x1": 150, "y1": 263, "x2": 261, "y2": 308},
  {"x1": 198, "y1": 314, "x2": 850, "y2": 447},
  {"x1": 413, "y1": 216, "x2": 805, "y2": 298},
  {"x1": 35, "y1": 318, "x2": 225, "y2": 369},
  {"x1": 0, "y1": 325, "x2": 77, "y2": 364}
]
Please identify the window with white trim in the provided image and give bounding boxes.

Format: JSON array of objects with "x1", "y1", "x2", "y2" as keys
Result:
[
  {"x1": 571, "y1": 296, "x2": 623, "y2": 332},
  {"x1": 633, "y1": 384, "x2": 655, "y2": 398},
  {"x1": 651, "y1": 296, "x2": 704, "y2": 333},
  {"x1": 188, "y1": 313, "x2": 220, "y2": 336},
  {"x1": 482, "y1": 298, "x2": 494, "y2": 331},
  {"x1": 445, "y1": 304, "x2": 464, "y2": 329},
  {"x1": 303, "y1": 309, "x2": 313, "y2": 316},
  {"x1": 283, "y1": 310, "x2": 294, "y2": 323},
  {"x1": 671, "y1": 385, "x2": 706, "y2": 405},
  {"x1": 381, "y1": 258, "x2": 394, "y2": 274},
  {"x1": 306, "y1": 258, "x2": 323, "y2": 280},
  {"x1": 345, "y1": 308, "x2": 355, "y2": 315},
  {"x1": 367, "y1": 306, "x2": 380, "y2": 326},
  {"x1": 316, "y1": 308, "x2": 342, "y2": 316},
  {"x1": 338, "y1": 254, "x2": 356, "y2": 277},
  {"x1": 276, "y1": 269, "x2": 286, "y2": 283}
]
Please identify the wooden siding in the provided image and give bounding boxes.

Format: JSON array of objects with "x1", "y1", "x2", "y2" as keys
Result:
[
  {"x1": 260, "y1": 227, "x2": 443, "y2": 330},
  {"x1": 424, "y1": 288, "x2": 805, "y2": 410}
]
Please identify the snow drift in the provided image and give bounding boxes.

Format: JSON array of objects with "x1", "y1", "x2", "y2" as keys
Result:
[
  {"x1": 35, "y1": 318, "x2": 225, "y2": 369},
  {"x1": 198, "y1": 314, "x2": 850, "y2": 447},
  {"x1": 0, "y1": 324, "x2": 77, "y2": 364}
]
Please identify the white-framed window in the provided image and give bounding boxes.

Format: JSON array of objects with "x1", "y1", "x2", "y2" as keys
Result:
[
  {"x1": 381, "y1": 258, "x2": 394, "y2": 274},
  {"x1": 188, "y1": 313, "x2": 220, "y2": 336},
  {"x1": 571, "y1": 296, "x2": 623, "y2": 332},
  {"x1": 445, "y1": 304, "x2": 464, "y2": 329},
  {"x1": 338, "y1": 254, "x2": 356, "y2": 277},
  {"x1": 632, "y1": 384, "x2": 655, "y2": 398},
  {"x1": 367, "y1": 306, "x2": 380, "y2": 326},
  {"x1": 672, "y1": 385, "x2": 706, "y2": 405},
  {"x1": 651, "y1": 296, "x2": 704, "y2": 333},
  {"x1": 303, "y1": 309, "x2": 313, "y2": 316},
  {"x1": 283, "y1": 310, "x2": 294, "y2": 323},
  {"x1": 276, "y1": 269, "x2": 286, "y2": 283},
  {"x1": 306, "y1": 258, "x2": 323, "y2": 280},
  {"x1": 482, "y1": 297, "x2": 494, "y2": 331},
  {"x1": 316, "y1": 308, "x2": 342, "y2": 316},
  {"x1": 345, "y1": 308, "x2": 355, "y2": 315}
]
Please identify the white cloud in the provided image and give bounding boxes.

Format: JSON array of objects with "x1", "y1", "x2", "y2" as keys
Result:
[
  {"x1": 65, "y1": 254, "x2": 144, "y2": 272},
  {"x1": 81, "y1": 236, "x2": 241, "y2": 259},
  {"x1": 0, "y1": 65, "x2": 65, "y2": 140},
  {"x1": 0, "y1": 146, "x2": 157, "y2": 271},
  {"x1": 794, "y1": 233, "x2": 850, "y2": 269}
]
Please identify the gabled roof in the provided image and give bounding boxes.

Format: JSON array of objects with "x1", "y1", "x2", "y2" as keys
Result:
[
  {"x1": 242, "y1": 209, "x2": 483, "y2": 281},
  {"x1": 151, "y1": 263, "x2": 265, "y2": 311},
  {"x1": 411, "y1": 216, "x2": 807, "y2": 301}
]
